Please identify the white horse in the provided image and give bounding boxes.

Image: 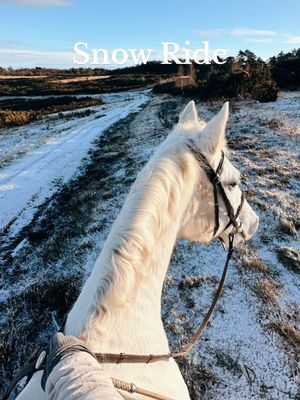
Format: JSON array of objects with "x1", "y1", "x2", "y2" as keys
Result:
[{"x1": 17, "y1": 100, "x2": 259, "y2": 399}]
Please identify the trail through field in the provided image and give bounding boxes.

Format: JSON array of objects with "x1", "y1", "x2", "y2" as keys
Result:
[
  {"x1": 0, "y1": 91, "x2": 148, "y2": 241},
  {"x1": 0, "y1": 91, "x2": 299, "y2": 400}
]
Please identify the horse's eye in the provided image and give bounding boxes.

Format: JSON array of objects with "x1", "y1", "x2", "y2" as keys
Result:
[{"x1": 229, "y1": 182, "x2": 238, "y2": 189}]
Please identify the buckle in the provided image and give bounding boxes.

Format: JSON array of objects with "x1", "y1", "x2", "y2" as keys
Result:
[
  {"x1": 130, "y1": 383, "x2": 137, "y2": 393},
  {"x1": 232, "y1": 222, "x2": 243, "y2": 235},
  {"x1": 146, "y1": 354, "x2": 154, "y2": 364},
  {"x1": 117, "y1": 353, "x2": 126, "y2": 364}
]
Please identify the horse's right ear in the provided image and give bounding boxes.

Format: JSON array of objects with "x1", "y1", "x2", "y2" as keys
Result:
[
  {"x1": 198, "y1": 102, "x2": 229, "y2": 154},
  {"x1": 179, "y1": 101, "x2": 198, "y2": 125}
]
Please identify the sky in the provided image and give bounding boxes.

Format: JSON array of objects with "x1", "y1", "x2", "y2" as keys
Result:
[{"x1": 0, "y1": 0, "x2": 300, "y2": 69}]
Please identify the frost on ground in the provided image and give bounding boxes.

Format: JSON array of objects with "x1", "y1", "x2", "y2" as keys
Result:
[
  {"x1": 0, "y1": 90, "x2": 299, "y2": 399},
  {"x1": 0, "y1": 91, "x2": 148, "y2": 239}
]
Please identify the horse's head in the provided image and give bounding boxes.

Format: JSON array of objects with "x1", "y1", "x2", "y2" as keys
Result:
[{"x1": 173, "y1": 100, "x2": 259, "y2": 248}]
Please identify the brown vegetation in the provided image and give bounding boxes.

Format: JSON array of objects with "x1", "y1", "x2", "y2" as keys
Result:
[
  {"x1": 0, "y1": 74, "x2": 158, "y2": 97},
  {"x1": 269, "y1": 322, "x2": 300, "y2": 369},
  {"x1": 241, "y1": 256, "x2": 270, "y2": 273},
  {"x1": 0, "y1": 96, "x2": 103, "y2": 128},
  {"x1": 276, "y1": 247, "x2": 300, "y2": 273},
  {"x1": 178, "y1": 275, "x2": 217, "y2": 290},
  {"x1": 177, "y1": 357, "x2": 218, "y2": 399},
  {"x1": 252, "y1": 279, "x2": 280, "y2": 304}
]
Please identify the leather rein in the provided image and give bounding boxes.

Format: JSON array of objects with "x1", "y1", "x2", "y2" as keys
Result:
[
  {"x1": 3, "y1": 142, "x2": 246, "y2": 400},
  {"x1": 93, "y1": 142, "x2": 245, "y2": 364}
]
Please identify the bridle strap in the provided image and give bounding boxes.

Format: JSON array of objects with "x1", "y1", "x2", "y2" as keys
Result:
[
  {"x1": 224, "y1": 191, "x2": 245, "y2": 231},
  {"x1": 186, "y1": 143, "x2": 245, "y2": 236},
  {"x1": 212, "y1": 151, "x2": 225, "y2": 235},
  {"x1": 185, "y1": 145, "x2": 225, "y2": 236},
  {"x1": 216, "y1": 150, "x2": 225, "y2": 175},
  {"x1": 212, "y1": 183, "x2": 220, "y2": 236}
]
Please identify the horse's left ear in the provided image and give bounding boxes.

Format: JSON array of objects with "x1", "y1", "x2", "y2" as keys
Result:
[
  {"x1": 179, "y1": 101, "x2": 198, "y2": 124},
  {"x1": 198, "y1": 102, "x2": 229, "y2": 153}
]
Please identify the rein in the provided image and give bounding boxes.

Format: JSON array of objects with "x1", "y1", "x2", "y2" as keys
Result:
[
  {"x1": 2, "y1": 143, "x2": 245, "y2": 400},
  {"x1": 94, "y1": 235, "x2": 235, "y2": 365}
]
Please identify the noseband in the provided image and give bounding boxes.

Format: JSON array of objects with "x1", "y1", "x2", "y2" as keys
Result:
[
  {"x1": 186, "y1": 141, "x2": 245, "y2": 240},
  {"x1": 3, "y1": 143, "x2": 247, "y2": 400}
]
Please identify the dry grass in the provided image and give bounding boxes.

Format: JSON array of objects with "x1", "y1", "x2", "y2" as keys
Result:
[
  {"x1": 0, "y1": 75, "x2": 47, "y2": 79},
  {"x1": 266, "y1": 117, "x2": 285, "y2": 130},
  {"x1": 241, "y1": 256, "x2": 270, "y2": 274},
  {"x1": 214, "y1": 349, "x2": 243, "y2": 376},
  {"x1": 178, "y1": 275, "x2": 217, "y2": 290},
  {"x1": 261, "y1": 116, "x2": 300, "y2": 136},
  {"x1": 0, "y1": 97, "x2": 103, "y2": 128},
  {"x1": 269, "y1": 322, "x2": 300, "y2": 362},
  {"x1": 0, "y1": 152, "x2": 15, "y2": 168},
  {"x1": 0, "y1": 110, "x2": 35, "y2": 127},
  {"x1": 276, "y1": 219, "x2": 298, "y2": 237},
  {"x1": 164, "y1": 275, "x2": 175, "y2": 288},
  {"x1": 177, "y1": 357, "x2": 218, "y2": 400},
  {"x1": 250, "y1": 197, "x2": 269, "y2": 211},
  {"x1": 276, "y1": 247, "x2": 300, "y2": 274},
  {"x1": 252, "y1": 279, "x2": 280, "y2": 304},
  {"x1": 50, "y1": 75, "x2": 111, "y2": 84}
]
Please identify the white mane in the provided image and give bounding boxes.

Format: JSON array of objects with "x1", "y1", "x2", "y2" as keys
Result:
[{"x1": 68, "y1": 130, "x2": 202, "y2": 343}]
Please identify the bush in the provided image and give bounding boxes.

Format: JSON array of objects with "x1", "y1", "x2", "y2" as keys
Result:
[
  {"x1": 154, "y1": 50, "x2": 279, "y2": 102},
  {"x1": 0, "y1": 96, "x2": 103, "y2": 128},
  {"x1": 270, "y1": 49, "x2": 300, "y2": 88},
  {"x1": 0, "y1": 110, "x2": 35, "y2": 127}
]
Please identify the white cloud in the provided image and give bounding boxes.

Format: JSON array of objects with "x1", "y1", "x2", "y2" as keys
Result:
[
  {"x1": 282, "y1": 34, "x2": 300, "y2": 44},
  {"x1": 194, "y1": 29, "x2": 226, "y2": 37},
  {"x1": 232, "y1": 28, "x2": 276, "y2": 37},
  {"x1": 245, "y1": 38, "x2": 273, "y2": 43},
  {"x1": 0, "y1": 39, "x2": 41, "y2": 49},
  {"x1": 0, "y1": 47, "x2": 74, "y2": 67},
  {"x1": 0, "y1": 0, "x2": 73, "y2": 7}
]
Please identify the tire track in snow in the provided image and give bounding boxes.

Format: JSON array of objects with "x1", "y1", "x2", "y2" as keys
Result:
[{"x1": 0, "y1": 91, "x2": 149, "y2": 242}]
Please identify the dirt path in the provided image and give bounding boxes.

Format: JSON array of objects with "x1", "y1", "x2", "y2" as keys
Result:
[{"x1": 0, "y1": 92, "x2": 299, "y2": 399}]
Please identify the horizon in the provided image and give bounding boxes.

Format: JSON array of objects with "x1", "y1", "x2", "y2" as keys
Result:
[
  {"x1": 0, "y1": 0, "x2": 300, "y2": 68},
  {"x1": 1, "y1": 46, "x2": 299, "y2": 71}
]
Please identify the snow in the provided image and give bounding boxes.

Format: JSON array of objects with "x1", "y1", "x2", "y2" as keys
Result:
[
  {"x1": 0, "y1": 91, "x2": 149, "y2": 236},
  {"x1": 162, "y1": 92, "x2": 300, "y2": 399},
  {"x1": 0, "y1": 90, "x2": 299, "y2": 399}
]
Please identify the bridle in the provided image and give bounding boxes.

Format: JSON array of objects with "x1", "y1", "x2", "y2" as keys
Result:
[
  {"x1": 186, "y1": 141, "x2": 246, "y2": 240},
  {"x1": 3, "y1": 142, "x2": 246, "y2": 400}
]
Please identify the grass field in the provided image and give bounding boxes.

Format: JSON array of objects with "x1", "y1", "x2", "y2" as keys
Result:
[
  {"x1": 0, "y1": 73, "x2": 159, "y2": 96},
  {"x1": 0, "y1": 90, "x2": 299, "y2": 399},
  {"x1": 0, "y1": 96, "x2": 103, "y2": 128}
]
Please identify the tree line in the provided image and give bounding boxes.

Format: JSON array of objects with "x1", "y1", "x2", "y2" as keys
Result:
[
  {"x1": 0, "y1": 48, "x2": 299, "y2": 102},
  {"x1": 153, "y1": 49, "x2": 300, "y2": 102}
]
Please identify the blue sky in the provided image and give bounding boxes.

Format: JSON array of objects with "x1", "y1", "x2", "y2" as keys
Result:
[{"x1": 0, "y1": 0, "x2": 300, "y2": 68}]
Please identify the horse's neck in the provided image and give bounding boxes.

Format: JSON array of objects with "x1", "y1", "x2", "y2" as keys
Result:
[{"x1": 66, "y1": 153, "x2": 194, "y2": 354}]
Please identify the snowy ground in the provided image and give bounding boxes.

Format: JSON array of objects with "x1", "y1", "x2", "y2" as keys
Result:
[
  {"x1": 0, "y1": 90, "x2": 299, "y2": 399},
  {"x1": 0, "y1": 91, "x2": 148, "y2": 236}
]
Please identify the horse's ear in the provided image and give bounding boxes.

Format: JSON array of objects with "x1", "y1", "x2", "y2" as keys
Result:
[
  {"x1": 198, "y1": 102, "x2": 229, "y2": 153},
  {"x1": 179, "y1": 101, "x2": 198, "y2": 125}
]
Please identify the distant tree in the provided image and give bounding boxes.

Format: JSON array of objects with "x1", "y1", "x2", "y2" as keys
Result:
[
  {"x1": 269, "y1": 48, "x2": 300, "y2": 88},
  {"x1": 194, "y1": 50, "x2": 278, "y2": 101},
  {"x1": 155, "y1": 50, "x2": 278, "y2": 101},
  {"x1": 233, "y1": 50, "x2": 278, "y2": 101}
]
